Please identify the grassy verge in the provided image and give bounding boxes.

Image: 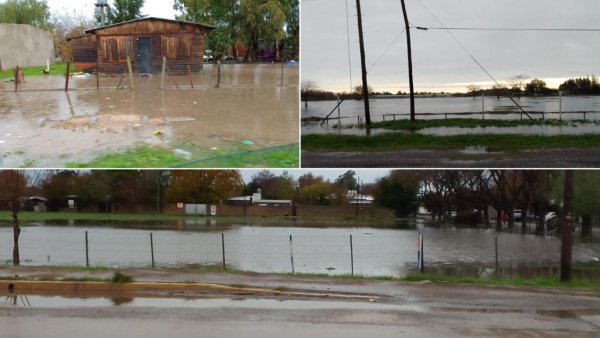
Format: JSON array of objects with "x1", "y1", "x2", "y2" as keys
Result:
[
  {"x1": 0, "y1": 211, "x2": 396, "y2": 227},
  {"x1": 366, "y1": 118, "x2": 599, "y2": 131},
  {"x1": 2, "y1": 264, "x2": 598, "y2": 289},
  {"x1": 0, "y1": 63, "x2": 70, "y2": 79},
  {"x1": 402, "y1": 273, "x2": 600, "y2": 288},
  {"x1": 66, "y1": 144, "x2": 299, "y2": 168},
  {"x1": 302, "y1": 133, "x2": 600, "y2": 152}
]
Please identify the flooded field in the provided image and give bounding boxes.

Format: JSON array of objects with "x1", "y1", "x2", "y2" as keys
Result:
[
  {"x1": 303, "y1": 122, "x2": 600, "y2": 137},
  {"x1": 0, "y1": 63, "x2": 298, "y2": 167},
  {"x1": 1, "y1": 222, "x2": 598, "y2": 278},
  {"x1": 302, "y1": 96, "x2": 600, "y2": 135}
]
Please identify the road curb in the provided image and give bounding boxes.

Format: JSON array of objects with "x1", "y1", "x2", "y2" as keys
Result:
[{"x1": 0, "y1": 280, "x2": 379, "y2": 301}]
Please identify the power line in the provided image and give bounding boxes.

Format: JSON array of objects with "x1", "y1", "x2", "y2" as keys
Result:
[
  {"x1": 417, "y1": 26, "x2": 600, "y2": 32},
  {"x1": 415, "y1": 0, "x2": 532, "y2": 119},
  {"x1": 345, "y1": 0, "x2": 353, "y2": 92},
  {"x1": 368, "y1": 28, "x2": 406, "y2": 73}
]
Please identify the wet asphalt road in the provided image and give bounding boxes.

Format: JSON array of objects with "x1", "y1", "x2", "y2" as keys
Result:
[{"x1": 1, "y1": 267, "x2": 599, "y2": 337}]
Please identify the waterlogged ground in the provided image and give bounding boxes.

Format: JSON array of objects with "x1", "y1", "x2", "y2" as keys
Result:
[
  {"x1": 0, "y1": 63, "x2": 298, "y2": 168},
  {"x1": 0, "y1": 222, "x2": 598, "y2": 278}
]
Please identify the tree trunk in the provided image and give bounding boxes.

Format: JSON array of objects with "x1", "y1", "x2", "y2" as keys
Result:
[
  {"x1": 12, "y1": 211, "x2": 20, "y2": 266},
  {"x1": 581, "y1": 214, "x2": 593, "y2": 240},
  {"x1": 495, "y1": 209, "x2": 502, "y2": 231},
  {"x1": 560, "y1": 171, "x2": 575, "y2": 282},
  {"x1": 483, "y1": 206, "x2": 490, "y2": 227}
]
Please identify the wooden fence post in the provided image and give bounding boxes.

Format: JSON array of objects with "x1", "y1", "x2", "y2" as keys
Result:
[{"x1": 64, "y1": 61, "x2": 70, "y2": 92}]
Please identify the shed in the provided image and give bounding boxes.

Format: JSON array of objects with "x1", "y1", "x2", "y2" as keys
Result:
[{"x1": 69, "y1": 17, "x2": 214, "y2": 74}]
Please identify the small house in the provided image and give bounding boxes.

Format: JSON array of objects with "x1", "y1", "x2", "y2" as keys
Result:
[{"x1": 69, "y1": 17, "x2": 214, "y2": 74}]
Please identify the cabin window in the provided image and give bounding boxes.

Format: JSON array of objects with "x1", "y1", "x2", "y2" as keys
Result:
[{"x1": 103, "y1": 37, "x2": 132, "y2": 62}]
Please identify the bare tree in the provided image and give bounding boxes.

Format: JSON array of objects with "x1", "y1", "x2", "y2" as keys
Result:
[
  {"x1": 466, "y1": 84, "x2": 481, "y2": 97},
  {"x1": 508, "y1": 74, "x2": 529, "y2": 95},
  {"x1": 301, "y1": 80, "x2": 318, "y2": 108}
]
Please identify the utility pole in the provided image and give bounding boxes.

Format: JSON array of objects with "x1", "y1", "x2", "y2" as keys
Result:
[
  {"x1": 355, "y1": 0, "x2": 371, "y2": 126},
  {"x1": 400, "y1": 0, "x2": 416, "y2": 121},
  {"x1": 560, "y1": 170, "x2": 575, "y2": 282}
]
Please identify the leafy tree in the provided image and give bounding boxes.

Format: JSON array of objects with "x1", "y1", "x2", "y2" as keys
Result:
[
  {"x1": 247, "y1": 170, "x2": 295, "y2": 200},
  {"x1": 96, "y1": 0, "x2": 145, "y2": 25},
  {"x1": 559, "y1": 76, "x2": 600, "y2": 95},
  {"x1": 0, "y1": 0, "x2": 51, "y2": 29},
  {"x1": 334, "y1": 170, "x2": 358, "y2": 191},
  {"x1": 166, "y1": 170, "x2": 243, "y2": 204},
  {"x1": 374, "y1": 171, "x2": 419, "y2": 218},
  {"x1": 525, "y1": 79, "x2": 550, "y2": 95},
  {"x1": 0, "y1": 170, "x2": 28, "y2": 265},
  {"x1": 174, "y1": 0, "x2": 239, "y2": 59},
  {"x1": 239, "y1": 0, "x2": 286, "y2": 60}
]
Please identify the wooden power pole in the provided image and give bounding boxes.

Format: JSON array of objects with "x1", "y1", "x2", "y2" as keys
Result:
[
  {"x1": 560, "y1": 170, "x2": 575, "y2": 282},
  {"x1": 400, "y1": 0, "x2": 416, "y2": 121},
  {"x1": 356, "y1": 0, "x2": 371, "y2": 126}
]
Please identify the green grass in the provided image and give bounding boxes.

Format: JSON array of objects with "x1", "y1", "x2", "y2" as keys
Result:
[
  {"x1": 367, "y1": 118, "x2": 599, "y2": 131},
  {"x1": 0, "y1": 63, "x2": 70, "y2": 79},
  {"x1": 302, "y1": 133, "x2": 600, "y2": 152},
  {"x1": 176, "y1": 144, "x2": 299, "y2": 168},
  {"x1": 66, "y1": 144, "x2": 299, "y2": 168},
  {"x1": 402, "y1": 273, "x2": 600, "y2": 288},
  {"x1": 66, "y1": 145, "x2": 183, "y2": 168}
]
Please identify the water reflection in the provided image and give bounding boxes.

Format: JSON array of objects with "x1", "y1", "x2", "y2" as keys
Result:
[{"x1": 0, "y1": 222, "x2": 598, "y2": 278}]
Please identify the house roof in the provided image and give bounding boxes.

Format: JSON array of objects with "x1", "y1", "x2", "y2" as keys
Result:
[{"x1": 84, "y1": 17, "x2": 215, "y2": 34}]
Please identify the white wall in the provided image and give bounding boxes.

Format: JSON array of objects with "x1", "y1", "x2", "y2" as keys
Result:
[{"x1": 0, "y1": 23, "x2": 54, "y2": 70}]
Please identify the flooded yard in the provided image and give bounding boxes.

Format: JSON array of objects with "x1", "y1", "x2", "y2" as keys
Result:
[
  {"x1": 1, "y1": 222, "x2": 598, "y2": 279},
  {"x1": 302, "y1": 96, "x2": 600, "y2": 135},
  {"x1": 0, "y1": 63, "x2": 299, "y2": 167}
]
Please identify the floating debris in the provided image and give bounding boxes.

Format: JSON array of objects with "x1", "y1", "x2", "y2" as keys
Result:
[
  {"x1": 153, "y1": 130, "x2": 164, "y2": 136},
  {"x1": 242, "y1": 140, "x2": 255, "y2": 145}
]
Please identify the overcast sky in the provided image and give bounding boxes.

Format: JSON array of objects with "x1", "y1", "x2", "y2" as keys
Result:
[
  {"x1": 301, "y1": 0, "x2": 600, "y2": 93},
  {"x1": 240, "y1": 169, "x2": 388, "y2": 184},
  {"x1": 47, "y1": 0, "x2": 176, "y2": 20}
]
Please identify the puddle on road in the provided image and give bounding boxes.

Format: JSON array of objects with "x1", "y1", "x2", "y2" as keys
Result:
[
  {"x1": 0, "y1": 64, "x2": 298, "y2": 167},
  {"x1": 0, "y1": 295, "x2": 423, "y2": 312}
]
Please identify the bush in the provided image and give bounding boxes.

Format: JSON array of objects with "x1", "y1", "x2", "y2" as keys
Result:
[{"x1": 111, "y1": 271, "x2": 134, "y2": 283}]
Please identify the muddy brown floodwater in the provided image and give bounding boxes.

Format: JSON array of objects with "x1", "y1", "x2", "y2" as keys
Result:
[{"x1": 0, "y1": 63, "x2": 299, "y2": 167}]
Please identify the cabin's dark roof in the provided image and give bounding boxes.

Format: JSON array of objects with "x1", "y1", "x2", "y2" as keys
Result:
[{"x1": 84, "y1": 16, "x2": 215, "y2": 34}]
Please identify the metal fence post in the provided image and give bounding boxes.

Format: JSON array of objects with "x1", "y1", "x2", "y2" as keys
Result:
[
  {"x1": 495, "y1": 236, "x2": 499, "y2": 276},
  {"x1": 150, "y1": 232, "x2": 155, "y2": 268},
  {"x1": 161, "y1": 57, "x2": 166, "y2": 89},
  {"x1": 221, "y1": 233, "x2": 226, "y2": 270},
  {"x1": 350, "y1": 234, "x2": 354, "y2": 276},
  {"x1": 289, "y1": 235, "x2": 295, "y2": 273},
  {"x1": 85, "y1": 231, "x2": 89, "y2": 267}
]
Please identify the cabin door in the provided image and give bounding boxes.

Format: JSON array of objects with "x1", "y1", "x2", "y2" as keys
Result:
[{"x1": 137, "y1": 37, "x2": 151, "y2": 73}]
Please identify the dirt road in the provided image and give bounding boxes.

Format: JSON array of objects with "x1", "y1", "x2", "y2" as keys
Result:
[
  {"x1": 1, "y1": 267, "x2": 599, "y2": 337},
  {"x1": 301, "y1": 148, "x2": 600, "y2": 168}
]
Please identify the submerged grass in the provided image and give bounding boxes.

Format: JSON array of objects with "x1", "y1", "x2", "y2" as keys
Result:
[
  {"x1": 0, "y1": 63, "x2": 70, "y2": 79},
  {"x1": 66, "y1": 144, "x2": 299, "y2": 168},
  {"x1": 302, "y1": 133, "x2": 600, "y2": 152},
  {"x1": 367, "y1": 118, "x2": 600, "y2": 131}
]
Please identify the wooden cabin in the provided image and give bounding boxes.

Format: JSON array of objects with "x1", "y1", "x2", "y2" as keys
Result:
[{"x1": 69, "y1": 17, "x2": 214, "y2": 74}]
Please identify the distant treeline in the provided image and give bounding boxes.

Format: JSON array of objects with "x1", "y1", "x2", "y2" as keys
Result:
[{"x1": 301, "y1": 76, "x2": 600, "y2": 102}]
